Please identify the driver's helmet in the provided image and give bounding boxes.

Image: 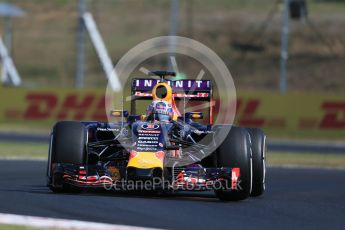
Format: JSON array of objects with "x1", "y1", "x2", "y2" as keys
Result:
[
  {"x1": 146, "y1": 81, "x2": 175, "y2": 122},
  {"x1": 146, "y1": 100, "x2": 173, "y2": 122}
]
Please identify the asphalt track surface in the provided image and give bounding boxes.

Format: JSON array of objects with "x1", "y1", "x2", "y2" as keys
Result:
[{"x1": 0, "y1": 160, "x2": 344, "y2": 230}]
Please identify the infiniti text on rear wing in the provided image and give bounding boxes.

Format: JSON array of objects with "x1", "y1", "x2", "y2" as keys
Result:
[{"x1": 131, "y1": 79, "x2": 212, "y2": 100}]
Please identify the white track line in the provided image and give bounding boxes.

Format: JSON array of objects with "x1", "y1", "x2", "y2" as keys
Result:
[{"x1": 0, "y1": 213, "x2": 159, "y2": 230}]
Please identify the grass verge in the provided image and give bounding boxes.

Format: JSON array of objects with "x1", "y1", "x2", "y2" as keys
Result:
[
  {"x1": 268, "y1": 152, "x2": 345, "y2": 169},
  {"x1": 0, "y1": 141, "x2": 344, "y2": 169},
  {"x1": 0, "y1": 142, "x2": 47, "y2": 160},
  {"x1": 0, "y1": 124, "x2": 51, "y2": 135},
  {"x1": 0, "y1": 224, "x2": 40, "y2": 230}
]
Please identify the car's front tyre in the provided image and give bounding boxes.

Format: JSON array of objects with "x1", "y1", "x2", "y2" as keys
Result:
[
  {"x1": 247, "y1": 128, "x2": 266, "y2": 197},
  {"x1": 47, "y1": 121, "x2": 87, "y2": 193},
  {"x1": 214, "y1": 126, "x2": 252, "y2": 201}
]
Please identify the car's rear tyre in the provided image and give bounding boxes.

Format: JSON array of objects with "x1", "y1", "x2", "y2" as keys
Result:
[
  {"x1": 48, "y1": 121, "x2": 87, "y2": 193},
  {"x1": 247, "y1": 128, "x2": 266, "y2": 197},
  {"x1": 214, "y1": 126, "x2": 252, "y2": 201}
]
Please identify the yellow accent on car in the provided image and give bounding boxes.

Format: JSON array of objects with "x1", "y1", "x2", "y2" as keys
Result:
[
  {"x1": 110, "y1": 110, "x2": 122, "y2": 117},
  {"x1": 127, "y1": 152, "x2": 163, "y2": 169},
  {"x1": 190, "y1": 112, "x2": 203, "y2": 119},
  {"x1": 152, "y1": 82, "x2": 172, "y2": 103}
]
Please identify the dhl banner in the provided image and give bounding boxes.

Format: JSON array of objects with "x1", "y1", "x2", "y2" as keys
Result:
[
  {"x1": 232, "y1": 92, "x2": 344, "y2": 139},
  {"x1": 0, "y1": 87, "x2": 344, "y2": 139}
]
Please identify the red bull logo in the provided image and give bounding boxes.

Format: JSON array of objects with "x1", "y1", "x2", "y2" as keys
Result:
[{"x1": 155, "y1": 102, "x2": 167, "y2": 110}]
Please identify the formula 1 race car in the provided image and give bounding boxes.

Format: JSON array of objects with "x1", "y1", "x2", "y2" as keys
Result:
[{"x1": 47, "y1": 71, "x2": 266, "y2": 201}]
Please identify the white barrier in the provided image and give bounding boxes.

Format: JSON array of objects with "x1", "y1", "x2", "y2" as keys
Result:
[
  {"x1": 83, "y1": 12, "x2": 121, "y2": 91},
  {"x1": 0, "y1": 35, "x2": 21, "y2": 86}
]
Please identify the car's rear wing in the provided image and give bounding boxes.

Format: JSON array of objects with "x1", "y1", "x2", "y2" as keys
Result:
[
  {"x1": 131, "y1": 78, "x2": 212, "y2": 99},
  {"x1": 130, "y1": 78, "x2": 214, "y2": 123}
]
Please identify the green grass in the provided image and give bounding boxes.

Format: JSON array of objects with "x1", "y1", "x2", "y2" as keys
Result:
[
  {"x1": 0, "y1": 224, "x2": 41, "y2": 230},
  {"x1": 268, "y1": 152, "x2": 345, "y2": 169},
  {"x1": 0, "y1": 141, "x2": 344, "y2": 169},
  {"x1": 0, "y1": 124, "x2": 51, "y2": 135},
  {"x1": 0, "y1": 142, "x2": 48, "y2": 160}
]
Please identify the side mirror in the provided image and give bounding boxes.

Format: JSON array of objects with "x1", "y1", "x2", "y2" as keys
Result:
[{"x1": 110, "y1": 110, "x2": 129, "y2": 118}]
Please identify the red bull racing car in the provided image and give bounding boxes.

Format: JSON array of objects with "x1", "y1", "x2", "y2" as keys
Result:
[{"x1": 47, "y1": 71, "x2": 266, "y2": 201}]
